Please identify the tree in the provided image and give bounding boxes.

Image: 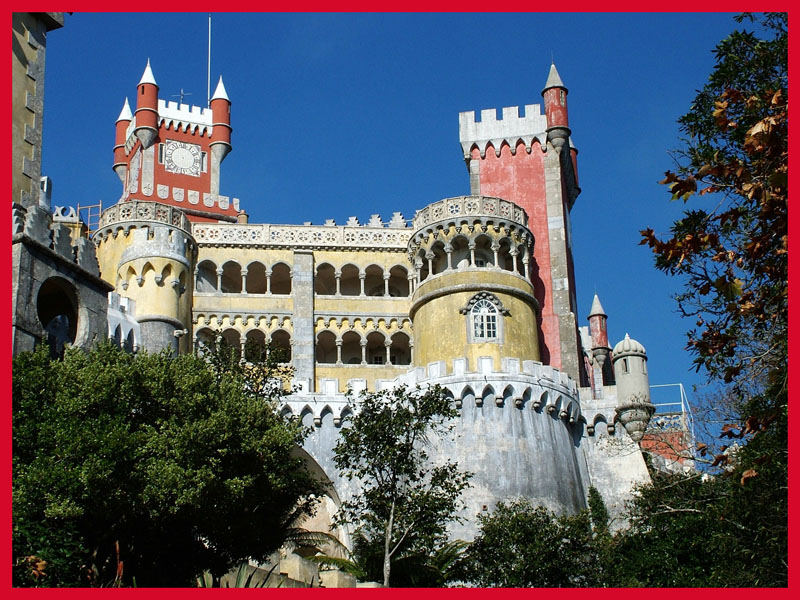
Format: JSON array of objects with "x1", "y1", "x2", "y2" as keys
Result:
[
  {"x1": 452, "y1": 497, "x2": 605, "y2": 587},
  {"x1": 635, "y1": 14, "x2": 787, "y2": 585},
  {"x1": 640, "y1": 13, "x2": 787, "y2": 388},
  {"x1": 332, "y1": 385, "x2": 471, "y2": 587},
  {"x1": 12, "y1": 341, "x2": 323, "y2": 587}
]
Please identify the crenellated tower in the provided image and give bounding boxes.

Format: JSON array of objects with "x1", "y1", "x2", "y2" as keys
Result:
[
  {"x1": 112, "y1": 62, "x2": 239, "y2": 222},
  {"x1": 93, "y1": 201, "x2": 197, "y2": 354},
  {"x1": 407, "y1": 195, "x2": 538, "y2": 373},
  {"x1": 458, "y1": 63, "x2": 583, "y2": 385}
]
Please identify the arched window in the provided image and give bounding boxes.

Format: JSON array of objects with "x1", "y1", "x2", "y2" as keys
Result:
[{"x1": 471, "y1": 298, "x2": 498, "y2": 341}]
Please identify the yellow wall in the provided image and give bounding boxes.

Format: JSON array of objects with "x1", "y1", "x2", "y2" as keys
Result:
[{"x1": 411, "y1": 269, "x2": 539, "y2": 373}]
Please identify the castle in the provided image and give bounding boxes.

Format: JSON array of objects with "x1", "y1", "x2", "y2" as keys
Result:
[{"x1": 12, "y1": 23, "x2": 693, "y2": 551}]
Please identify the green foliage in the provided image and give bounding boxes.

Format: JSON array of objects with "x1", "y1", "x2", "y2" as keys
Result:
[
  {"x1": 332, "y1": 385, "x2": 471, "y2": 587},
  {"x1": 635, "y1": 13, "x2": 787, "y2": 587},
  {"x1": 453, "y1": 498, "x2": 604, "y2": 587},
  {"x1": 12, "y1": 340, "x2": 322, "y2": 587}
]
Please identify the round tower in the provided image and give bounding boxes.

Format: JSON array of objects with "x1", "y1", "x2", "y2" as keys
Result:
[
  {"x1": 588, "y1": 293, "x2": 611, "y2": 371},
  {"x1": 113, "y1": 98, "x2": 132, "y2": 184},
  {"x1": 612, "y1": 334, "x2": 655, "y2": 442},
  {"x1": 209, "y1": 76, "x2": 232, "y2": 195},
  {"x1": 133, "y1": 59, "x2": 159, "y2": 149},
  {"x1": 541, "y1": 62, "x2": 570, "y2": 151},
  {"x1": 93, "y1": 201, "x2": 197, "y2": 354},
  {"x1": 407, "y1": 195, "x2": 538, "y2": 372}
]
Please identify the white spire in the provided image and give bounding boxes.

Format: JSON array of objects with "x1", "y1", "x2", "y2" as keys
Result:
[
  {"x1": 116, "y1": 97, "x2": 132, "y2": 122},
  {"x1": 211, "y1": 76, "x2": 229, "y2": 101},
  {"x1": 588, "y1": 294, "x2": 607, "y2": 318},
  {"x1": 138, "y1": 59, "x2": 157, "y2": 86},
  {"x1": 542, "y1": 62, "x2": 566, "y2": 92}
]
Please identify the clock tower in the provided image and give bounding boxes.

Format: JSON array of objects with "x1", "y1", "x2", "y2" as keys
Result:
[{"x1": 112, "y1": 61, "x2": 239, "y2": 222}]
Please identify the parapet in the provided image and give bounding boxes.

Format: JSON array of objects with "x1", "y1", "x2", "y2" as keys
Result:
[
  {"x1": 412, "y1": 195, "x2": 528, "y2": 230},
  {"x1": 459, "y1": 104, "x2": 549, "y2": 159},
  {"x1": 13, "y1": 204, "x2": 100, "y2": 277},
  {"x1": 157, "y1": 99, "x2": 212, "y2": 134}
]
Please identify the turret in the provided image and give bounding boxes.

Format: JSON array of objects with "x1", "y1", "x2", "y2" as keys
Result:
[
  {"x1": 209, "y1": 76, "x2": 232, "y2": 195},
  {"x1": 93, "y1": 200, "x2": 197, "y2": 355},
  {"x1": 457, "y1": 64, "x2": 582, "y2": 383},
  {"x1": 407, "y1": 195, "x2": 538, "y2": 373},
  {"x1": 133, "y1": 59, "x2": 159, "y2": 149},
  {"x1": 113, "y1": 98, "x2": 132, "y2": 184},
  {"x1": 613, "y1": 334, "x2": 655, "y2": 442},
  {"x1": 541, "y1": 63, "x2": 570, "y2": 151},
  {"x1": 588, "y1": 294, "x2": 612, "y2": 394}
]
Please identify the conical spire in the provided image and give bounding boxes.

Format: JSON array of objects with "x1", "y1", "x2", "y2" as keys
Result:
[
  {"x1": 542, "y1": 62, "x2": 566, "y2": 92},
  {"x1": 116, "y1": 97, "x2": 132, "y2": 122},
  {"x1": 211, "y1": 76, "x2": 229, "y2": 101},
  {"x1": 588, "y1": 294, "x2": 607, "y2": 318},
  {"x1": 138, "y1": 59, "x2": 157, "y2": 86}
]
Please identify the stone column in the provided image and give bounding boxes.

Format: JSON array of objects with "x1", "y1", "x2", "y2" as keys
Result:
[
  {"x1": 241, "y1": 269, "x2": 248, "y2": 293},
  {"x1": 510, "y1": 248, "x2": 518, "y2": 273},
  {"x1": 291, "y1": 250, "x2": 315, "y2": 391},
  {"x1": 360, "y1": 339, "x2": 367, "y2": 365},
  {"x1": 266, "y1": 271, "x2": 272, "y2": 296},
  {"x1": 469, "y1": 243, "x2": 476, "y2": 267},
  {"x1": 425, "y1": 252, "x2": 434, "y2": 277},
  {"x1": 334, "y1": 270, "x2": 342, "y2": 296},
  {"x1": 491, "y1": 242, "x2": 499, "y2": 268},
  {"x1": 383, "y1": 273, "x2": 390, "y2": 296},
  {"x1": 445, "y1": 243, "x2": 453, "y2": 270},
  {"x1": 336, "y1": 339, "x2": 342, "y2": 365},
  {"x1": 385, "y1": 339, "x2": 392, "y2": 365},
  {"x1": 359, "y1": 272, "x2": 366, "y2": 297},
  {"x1": 215, "y1": 268, "x2": 223, "y2": 294}
]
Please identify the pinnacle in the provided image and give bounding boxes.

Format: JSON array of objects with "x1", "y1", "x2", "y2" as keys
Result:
[
  {"x1": 116, "y1": 97, "x2": 132, "y2": 122},
  {"x1": 211, "y1": 76, "x2": 229, "y2": 102},
  {"x1": 542, "y1": 62, "x2": 566, "y2": 93},
  {"x1": 589, "y1": 294, "x2": 607, "y2": 318},
  {"x1": 138, "y1": 58, "x2": 157, "y2": 86}
]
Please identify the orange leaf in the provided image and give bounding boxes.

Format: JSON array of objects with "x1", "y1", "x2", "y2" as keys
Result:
[{"x1": 740, "y1": 469, "x2": 758, "y2": 485}]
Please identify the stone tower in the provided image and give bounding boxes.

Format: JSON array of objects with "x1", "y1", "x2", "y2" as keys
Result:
[
  {"x1": 458, "y1": 64, "x2": 583, "y2": 385},
  {"x1": 407, "y1": 195, "x2": 538, "y2": 373},
  {"x1": 613, "y1": 334, "x2": 655, "y2": 443}
]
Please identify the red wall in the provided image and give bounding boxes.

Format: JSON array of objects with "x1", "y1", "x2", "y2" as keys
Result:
[{"x1": 473, "y1": 141, "x2": 560, "y2": 367}]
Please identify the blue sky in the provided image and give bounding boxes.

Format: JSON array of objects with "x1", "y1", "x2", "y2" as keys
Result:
[{"x1": 41, "y1": 12, "x2": 746, "y2": 409}]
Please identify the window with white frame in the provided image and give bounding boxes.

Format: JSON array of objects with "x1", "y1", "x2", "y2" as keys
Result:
[{"x1": 471, "y1": 298, "x2": 498, "y2": 340}]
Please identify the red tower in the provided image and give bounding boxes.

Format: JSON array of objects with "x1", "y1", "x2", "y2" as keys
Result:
[
  {"x1": 458, "y1": 63, "x2": 585, "y2": 383},
  {"x1": 112, "y1": 61, "x2": 239, "y2": 222}
]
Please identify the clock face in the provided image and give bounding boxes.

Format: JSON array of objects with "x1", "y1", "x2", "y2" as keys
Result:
[{"x1": 164, "y1": 140, "x2": 201, "y2": 176}]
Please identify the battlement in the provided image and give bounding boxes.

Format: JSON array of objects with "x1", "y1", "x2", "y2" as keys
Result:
[
  {"x1": 158, "y1": 98, "x2": 213, "y2": 126},
  {"x1": 13, "y1": 204, "x2": 101, "y2": 277},
  {"x1": 282, "y1": 357, "x2": 583, "y2": 427},
  {"x1": 459, "y1": 104, "x2": 549, "y2": 158}
]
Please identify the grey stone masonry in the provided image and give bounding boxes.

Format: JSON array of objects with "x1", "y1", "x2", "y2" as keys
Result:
[
  {"x1": 543, "y1": 141, "x2": 582, "y2": 383},
  {"x1": 292, "y1": 250, "x2": 316, "y2": 391}
]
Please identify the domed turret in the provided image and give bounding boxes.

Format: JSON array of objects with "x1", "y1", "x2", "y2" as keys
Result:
[{"x1": 612, "y1": 333, "x2": 654, "y2": 442}]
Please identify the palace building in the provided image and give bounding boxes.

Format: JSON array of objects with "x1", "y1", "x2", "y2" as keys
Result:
[{"x1": 13, "y1": 37, "x2": 694, "y2": 552}]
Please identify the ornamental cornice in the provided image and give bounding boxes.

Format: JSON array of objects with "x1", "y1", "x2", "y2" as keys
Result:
[{"x1": 191, "y1": 222, "x2": 412, "y2": 250}]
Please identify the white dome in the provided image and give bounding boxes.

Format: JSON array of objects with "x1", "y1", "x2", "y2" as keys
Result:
[{"x1": 613, "y1": 333, "x2": 646, "y2": 357}]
